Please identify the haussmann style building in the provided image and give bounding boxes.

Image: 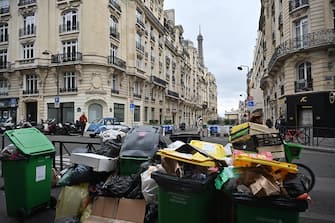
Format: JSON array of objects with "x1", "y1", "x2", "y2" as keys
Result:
[{"x1": 0, "y1": 0, "x2": 218, "y2": 127}]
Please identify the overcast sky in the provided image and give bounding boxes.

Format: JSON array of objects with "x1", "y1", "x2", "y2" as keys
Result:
[{"x1": 164, "y1": 0, "x2": 261, "y2": 117}]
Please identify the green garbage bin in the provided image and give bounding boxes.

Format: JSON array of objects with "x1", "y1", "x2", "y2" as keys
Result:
[
  {"x1": 1, "y1": 128, "x2": 55, "y2": 218},
  {"x1": 119, "y1": 156, "x2": 148, "y2": 176},
  {"x1": 232, "y1": 193, "x2": 308, "y2": 223},
  {"x1": 152, "y1": 171, "x2": 217, "y2": 223}
]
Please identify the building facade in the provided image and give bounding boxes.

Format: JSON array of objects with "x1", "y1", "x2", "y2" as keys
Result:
[
  {"x1": 0, "y1": 0, "x2": 217, "y2": 126},
  {"x1": 258, "y1": 0, "x2": 335, "y2": 129}
]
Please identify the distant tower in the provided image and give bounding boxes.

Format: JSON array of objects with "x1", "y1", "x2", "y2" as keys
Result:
[{"x1": 197, "y1": 26, "x2": 204, "y2": 67}]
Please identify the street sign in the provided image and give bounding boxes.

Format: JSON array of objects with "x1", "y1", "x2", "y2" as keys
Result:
[
  {"x1": 54, "y1": 96, "x2": 60, "y2": 108},
  {"x1": 247, "y1": 101, "x2": 254, "y2": 107},
  {"x1": 130, "y1": 103, "x2": 135, "y2": 111}
]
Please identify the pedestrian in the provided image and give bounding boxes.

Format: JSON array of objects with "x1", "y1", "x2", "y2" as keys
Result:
[
  {"x1": 197, "y1": 116, "x2": 204, "y2": 137},
  {"x1": 79, "y1": 112, "x2": 88, "y2": 136},
  {"x1": 265, "y1": 119, "x2": 273, "y2": 128}
]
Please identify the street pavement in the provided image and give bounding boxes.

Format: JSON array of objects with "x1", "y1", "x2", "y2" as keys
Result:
[{"x1": 0, "y1": 129, "x2": 334, "y2": 222}]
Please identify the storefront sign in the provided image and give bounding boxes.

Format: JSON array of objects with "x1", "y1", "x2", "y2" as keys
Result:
[
  {"x1": 300, "y1": 96, "x2": 307, "y2": 103},
  {"x1": 329, "y1": 92, "x2": 335, "y2": 104}
]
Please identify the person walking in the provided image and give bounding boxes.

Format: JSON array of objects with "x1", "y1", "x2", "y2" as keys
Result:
[
  {"x1": 197, "y1": 116, "x2": 204, "y2": 137},
  {"x1": 79, "y1": 112, "x2": 88, "y2": 136}
]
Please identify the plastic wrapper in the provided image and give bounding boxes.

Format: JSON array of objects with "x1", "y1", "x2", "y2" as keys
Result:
[
  {"x1": 55, "y1": 183, "x2": 89, "y2": 220},
  {"x1": 141, "y1": 165, "x2": 165, "y2": 204},
  {"x1": 57, "y1": 165, "x2": 94, "y2": 186}
]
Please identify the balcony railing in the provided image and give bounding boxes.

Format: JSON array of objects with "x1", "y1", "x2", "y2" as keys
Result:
[
  {"x1": 295, "y1": 79, "x2": 313, "y2": 92},
  {"x1": 59, "y1": 22, "x2": 79, "y2": 33},
  {"x1": 0, "y1": 62, "x2": 11, "y2": 70},
  {"x1": 111, "y1": 89, "x2": 119, "y2": 94},
  {"x1": 0, "y1": 6, "x2": 9, "y2": 14},
  {"x1": 136, "y1": 42, "x2": 144, "y2": 52},
  {"x1": 23, "y1": 89, "x2": 39, "y2": 95},
  {"x1": 109, "y1": 0, "x2": 121, "y2": 12},
  {"x1": 151, "y1": 75, "x2": 167, "y2": 87},
  {"x1": 60, "y1": 87, "x2": 77, "y2": 93},
  {"x1": 167, "y1": 90, "x2": 179, "y2": 98},
  {"x1": 133, "y1": 93, "x2": 141, "y2": 98},
  {"x1": 18, "y1": 0, "x2": 36, "y2": 6},
  {"x1": 268, "y1": 29, "x2": 335, "y2": 72},
  {"x1": 19, "y1": 26, "x2": 36, "y2": 37},
  {"x1": 110, "y1": 27, "x2": 120, "y2": 40},
  {"x1": 289, "y1": 0, "x2": 309, "y2": 12},
  {"x1": 136, "y1": 18, "x2": 145, "y2": 28},
  {"x1": 0, "y1": 91, "x2": 8, "y2": 96},
  {"x1": 51, "y1": 52, "x2": 82, "y2": 63},
  {"x1": 108, "y1": 56, "x2": 126, "y2": 69}
]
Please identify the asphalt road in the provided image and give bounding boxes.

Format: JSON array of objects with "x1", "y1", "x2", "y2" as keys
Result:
[{"x1": 0, "y1": 132, "x2": 334, "y2": 223}]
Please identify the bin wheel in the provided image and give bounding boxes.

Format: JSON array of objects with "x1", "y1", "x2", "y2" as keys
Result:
[
  {"x1": 17, "y1": 208, "x2": 26, "y2": 223},
  {"x1": 50, "y1": 196, "x2": 57, "y2": 209}
]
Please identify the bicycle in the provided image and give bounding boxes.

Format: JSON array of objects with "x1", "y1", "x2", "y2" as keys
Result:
[
  {"x1": 283, "y1": 141, "x2": 315, "y2": 192},
  {"x1": 284, "y1": 128, "x2": 305, "y2": 144}
]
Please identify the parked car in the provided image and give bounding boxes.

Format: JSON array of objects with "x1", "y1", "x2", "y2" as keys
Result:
[
  {"x1": 99, "y1": 125, "x2": 129, "y2": 142},
  {"x1": 161, "y1": 124, "x2": 174, "y2": 134},
  {"x1": 86, "y1": 117, "x2": 121, "y2": 137},
  {"x1": 222, "y1": 125, "x2": 233, "y2": 136}
]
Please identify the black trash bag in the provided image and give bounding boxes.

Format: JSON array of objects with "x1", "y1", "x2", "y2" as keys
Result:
[
  {"x1": 144, "y1": 203, "x2": 158, "y2": 223},
  {"x1": 100, "y1": 174, "x2": 143, "y2": 199},
  {"x1": 97, "y1": 139, "x2": 121, "y2": 158},
  {"x1": 54, "y1": 217, "x2": 80, "y2": 223},
  {"x1": 283, "y1": 173, "x2": 308, "y2": 197},
  {"x1": 57, "y1": 165, "x2": 94, "y2": 186}
]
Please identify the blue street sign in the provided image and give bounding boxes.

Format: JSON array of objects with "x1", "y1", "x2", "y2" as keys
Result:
[
  {"x1": 130, "y1": 103, "x2": 135, "y2": 111},
  {"x1": 54, "y1": 96, "x2": 60, "y2": 108},
  {"x1": 248, "y1": 101, "x2": 254, "y2": 107}
]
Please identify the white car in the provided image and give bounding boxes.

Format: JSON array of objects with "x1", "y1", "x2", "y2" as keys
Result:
[{"x1": 99, "y1": 125, "x2": 129, "y2": 142}]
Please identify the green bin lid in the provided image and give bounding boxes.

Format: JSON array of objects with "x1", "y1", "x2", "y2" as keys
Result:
[{"x1": 5, "y1": 127, "x2": 55, "y2": 156}]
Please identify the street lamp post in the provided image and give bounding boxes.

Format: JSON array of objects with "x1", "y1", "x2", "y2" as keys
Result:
[{"x1": 237, "y1": 65, "x2": 251, "y2": 122}]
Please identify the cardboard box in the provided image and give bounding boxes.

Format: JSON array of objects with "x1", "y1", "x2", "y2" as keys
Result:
[
  {"x1": 71, "y1": 153, "x2": 118, "y2": 172},
  {"x1": 84, "y1": 197, "x2": 146, "y2": 223},
  {"x1": 257, "y1": 145, "x2": 285, "y2": 159}
]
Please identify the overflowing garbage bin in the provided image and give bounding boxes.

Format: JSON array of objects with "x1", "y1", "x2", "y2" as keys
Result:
[
  {"x1": 152, "y1": 171, "x2": 217, "y2": 223},
  {"x1": 1, "y1": 128, "x2": 55, "y2": 218}
]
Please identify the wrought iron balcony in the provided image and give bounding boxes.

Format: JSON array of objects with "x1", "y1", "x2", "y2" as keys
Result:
[
  {"x1": 19, "y1": 26, "x2": 36, "y2": 37},
  {"x1": 60, "y1": 87, "x2": 77, "y2": 93},
  {"x1": 18, "y1": 0, "x2": 36, "y2": 6},
  {"x1": 289, "y1": 0, "x2": 309, "y2": 12},
  {"x1": 295, "y1": 79, "x2": 313, "y2": 92},
  {"x1": 151, "y1": 75, "x2": 167, "y2": 87},
  {"x1": 0, "y1": 91, "x2": 8, "y2": 96},
  {"x1": 110, "y1": 27, "x2": 120, "y2": 40},
  {"x1": 0, "y1": 6, "x2": 9, "y2": 14},
  {"x1": 0, "y1": 62, "x2": 11, "y2": 70},
  {"x1": 136, "y1": 18, "x2": 145, "y2": 28},
  {"x1": 111, "y1": 89, "x2": 119, "y2": 94},
  {"x1": 167, "y1": 90, "x2": 179, "y2": 99},
  {"x1": 109, "y1": 0, "x2": 121, "y2": 12},
  {"x1": 59, "y1": 22, "x2": 79, "y2": 33},
  {"x1": 136, "y1": 42, "x2": 144, "y2": 52},
  {"x1": 133, "y1": 93, "x2": 142, "y2": 98},
  {"x1": 278, "y1": 13, "x2": 283, "y2": 27},
  {"x1": 51, "y1": 52, "x2": 82, "y2": 63},
  {"x1": 23, "y1": 89, "x2": 39, "y2": 95},
  {"x1": 268, "y1": 29, "x2": 335, "y2": 73},
  {"x1": 108, "y1": 56, "x2": 126, "y2": 69}
]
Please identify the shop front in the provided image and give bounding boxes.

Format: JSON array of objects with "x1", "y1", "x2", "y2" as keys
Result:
[{"x1": 0, "y1": 98, "x2": 18, "y2": 124}]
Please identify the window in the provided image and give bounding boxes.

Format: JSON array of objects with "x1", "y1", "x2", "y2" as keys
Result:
[
  {"x1": 136, "y1": 56, "x2": 143, "y2": 70},
  {"x1": 110, "y1": 16, "x2": 119, "y2": 38},
  {"x1": 0, "y1": 0, "x2": 9, "y2": 10},
  {"x1": 134, "y1": 81, "x2": 141, "y2": 96},
  {"x1": 62, "y1": 10, "x2": 78, "y2": 32},
  {"x1": 0, "y1": 23, "x2": 8, "y2": 42},
  {"x1": 136, "y1": 32, "x2": 143, "y2": 51},
  {"x1": 333, "y1": 9, "x2": 335, "y2": 30},
  {"x1": 294, "y1": 17, "x2": 308, "y2": 48},
  {"x1": 23, "y1": 43, "x2": 34, "y2": 59},
  {"x1": 62, "y1": 40, "x2": 78, "y2": 61},
  {"x1": 112, "y1": 74, "x2": 118, "y2": 91},
  {"x1": 63, "y1": 71, "x2": 76, "y2": 91},
  {"x1": 0, "y1": 79, "x2": 8, "y2": 95},
  {"x1": 296, "y1": 61, "x2": 312, "y2": 91},
  {"x1": 23, "y1": 14, "x2": 35, "y2": 36},
  {"x1": 136, "y1": 9, "x2": 143, "y2": 24},
  {"x1": 0, "y1": 49, "x2": 7, "y2": 68},
  {"x1": 25, "y1": 74, "x2": 38, "y2": 93},
  {"x1": 114, "y1": 103, "x2": 124, "y2": 122},
  {"x1": 134, "y1": 105, "x2": 140, "y2": 122},
  {"x1": 151, "y1": 107, "x2": 154, "y2": 120},
  {"x1": 144, "y1": 106, "x2": 148, "y2": 122},
  {"x1": 110, "y1": 44, "x2": 118, "y2": 58}
]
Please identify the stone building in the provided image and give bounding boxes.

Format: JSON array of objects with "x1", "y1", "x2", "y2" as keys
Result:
[
  {"x1": 258, "y1": 0, "x2": 335, "y2": 129},
  {"x1": 0, "y1": 0, "x2": 217, "y2": 126}
]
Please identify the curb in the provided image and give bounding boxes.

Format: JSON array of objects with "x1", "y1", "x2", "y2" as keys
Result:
[{"x1": 304, "y1": 145, "x2": 335, "y2": 153}]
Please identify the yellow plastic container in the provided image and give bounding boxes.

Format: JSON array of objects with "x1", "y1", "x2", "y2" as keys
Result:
[
  {"x1": 233, "y1": 155, "x2": 297, "y2": 179},
  {"x1": 157, "y1": 140, "x2": 227, "y2": 167}
]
